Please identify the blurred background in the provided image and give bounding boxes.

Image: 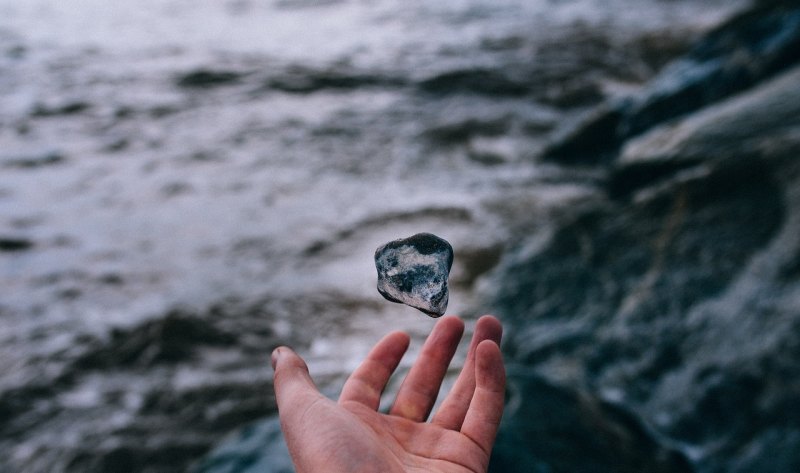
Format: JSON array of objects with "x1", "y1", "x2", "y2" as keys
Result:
[{"x1": 2, "y1": 0, "x2": 800, "y2": 471}]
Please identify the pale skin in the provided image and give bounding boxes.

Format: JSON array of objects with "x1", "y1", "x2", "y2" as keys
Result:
[{"x1": 271, "y1": 314, "x2": 505, "y2": 473}]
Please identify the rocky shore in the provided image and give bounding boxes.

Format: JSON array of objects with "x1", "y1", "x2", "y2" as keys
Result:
[
  {"x1": 2, "y1": 1, "x2": 779, "y2": 472},
  {"x1": 488, "y1": 2, "x2": 800, "y2": 472}
]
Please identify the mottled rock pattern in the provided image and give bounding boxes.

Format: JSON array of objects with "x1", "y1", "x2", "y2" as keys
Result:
[{"x1": 375, "y1": 233, "x2": 453, "y2": 317}]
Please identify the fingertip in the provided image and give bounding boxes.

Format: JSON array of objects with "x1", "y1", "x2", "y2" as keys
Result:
[
  {"x1": 272, "y1": 346, "x2": 319, "y2": 404},
  {"x1": 475, "y1": 315, "x2": 503, "y2": 344},
  {"x1": 476, "y1": 339, "x2": 501, "y2": 360},
  {"x1": 476, "y1": 339, "x2": 505, "y2": 389},
  {"x1": 387, "y1": 330, "x2": 411, "y2": 348},
  {"x1": 270, "y1": 346, "x2": 285, "y2": 370},
  {"x1": 376, "y1": 330, "x2": 412, "y2": 365},
  {"x1": 271, "y1": 345, "x2": 301, "y2": 366},
  {"x1": 477, "y1": 313, "x2": 501, "y2": 325},
  {"x1": 436, "y1": 315, "x2": 465, "y2": 339}
]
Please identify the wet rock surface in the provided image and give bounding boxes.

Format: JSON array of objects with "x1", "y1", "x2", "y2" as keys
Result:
[
  {"x1": 192, "y1": 418, "x2": 293, "y2": 473},
  {"x1": 483, "y1": 4, "x2": 800, "y2": 472},
  {"x1": 544, "y1": 1, "x2": 800, "y2": 164},
  {"x1": 490, "y1": 370, "x2": 694, "y2": 473},
  {"x1": 375, "y1": 233, "x2": 454, "y2": 317}
]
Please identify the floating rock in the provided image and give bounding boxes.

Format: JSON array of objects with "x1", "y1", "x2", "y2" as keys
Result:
[{"x1": 374, "y1": 233, "x2": 453, "y2": 317}]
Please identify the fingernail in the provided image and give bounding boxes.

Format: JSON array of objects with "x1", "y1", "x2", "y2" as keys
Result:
[{"x1": 271, "y1": 347, "x2": 282, "y2": 370}]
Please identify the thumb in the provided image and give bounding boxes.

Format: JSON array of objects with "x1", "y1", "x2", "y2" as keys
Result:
[{"x1": 271, "y1": 346, "x2": 321, "y2": 410}]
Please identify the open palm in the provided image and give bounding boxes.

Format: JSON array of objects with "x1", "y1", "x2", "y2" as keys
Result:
[{"x1": 271, "y1": 315, "x2": 505, "y2": 473}]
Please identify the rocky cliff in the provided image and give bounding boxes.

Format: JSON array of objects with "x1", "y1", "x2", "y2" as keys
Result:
[{"x1": 488, "y1": 2, "x2": 800, "y2": 472}]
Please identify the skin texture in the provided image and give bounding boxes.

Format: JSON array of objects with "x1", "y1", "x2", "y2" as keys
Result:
[{"x1": 271, "y1": 315, "x2": 505, "y2": 473}]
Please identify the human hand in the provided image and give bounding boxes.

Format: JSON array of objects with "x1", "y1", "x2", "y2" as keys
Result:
[{"x1": 271, "y1": 315, "x2": 505, "y2": 473}]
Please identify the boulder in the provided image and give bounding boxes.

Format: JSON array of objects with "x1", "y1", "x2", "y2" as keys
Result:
[
  {"x1": 490, "y1": 368, "x2": 693, "y2": 473},
  {"x1": 192, "y1": 417, "x2": 293, "y2": 473},
  {"x1": 487, "y1": 61, "x2": 800, "y2": 473},
  {"x1": 543, "y1": 2, "x2": 800, "y2": 163}
]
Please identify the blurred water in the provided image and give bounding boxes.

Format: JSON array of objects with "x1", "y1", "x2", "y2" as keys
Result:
[
  {"x1": 0, "y1": 0, "x2": 745, "y2": 471},
  {"x1": 0, "y1": 0, "x2": 738, "y2": 324}
]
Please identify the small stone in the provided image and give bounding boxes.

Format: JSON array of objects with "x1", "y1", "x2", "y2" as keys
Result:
[{"x1": 374, "y1": 233, "x2": 453, "y2": 317}]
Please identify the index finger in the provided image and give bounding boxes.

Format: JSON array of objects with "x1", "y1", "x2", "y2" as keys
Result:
[
  {"x1": 389, "y1": 315, "x2": 464, "y2": 421},
  {"x1": 338, "y1": 330, "x2": 410, "y2": 410}
]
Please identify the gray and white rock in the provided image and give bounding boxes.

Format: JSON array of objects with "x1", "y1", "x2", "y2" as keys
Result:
[{"x1": 374, "y1": 233, "x2": 453, "y2": 317}]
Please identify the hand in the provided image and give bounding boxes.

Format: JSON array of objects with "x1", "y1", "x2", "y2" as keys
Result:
[{"x1": 271, "y1": 315, "x2": 505, "y2": 473}]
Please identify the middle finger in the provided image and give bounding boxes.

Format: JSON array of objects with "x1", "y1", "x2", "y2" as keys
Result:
[{"x1": 389, "y1": 315, "x2": 464, "y2": 422}]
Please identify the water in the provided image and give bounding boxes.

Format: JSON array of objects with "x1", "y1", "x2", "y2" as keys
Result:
[{"x1": 0, "y1": 0, "x2": 745, "y2": 470}]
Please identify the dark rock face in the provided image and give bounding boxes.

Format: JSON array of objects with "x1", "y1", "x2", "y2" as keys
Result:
[
  {"x1": 266, "y1": 65, "x2": 406, "y2": 94},
  {"x1": 192, "y1": 417, "x2": 293, "y2": 473},
  {"x1": 375, "y1": 233, "x2": 454, "y2": 317},
  {"x1": 544, "y1": 2, "x2": 800, "y2": 163},
  {"x1": 176, "y1": 69, "x2": 244, "y2": 88},
  {"x1": 417, "y1": 68, "x2": 533, "y2": 97},
  {"x1": 0, "y1": 236, "x2": 34, "y2": 251},
  {"x1": 1, "y1": 149, "x2": 65, "y2": 168},
  {"x1": 487, "y1": 9, "x2": 800, "y2": 473},
  {"x1": 73, "y1": 311, "x2": 237, "y2": 369},
  {"x1": 490, "y1": 369, "x2": 694, "y2": 473},
  {"x1": 619, "y1": 1, "x2": 800, "y2": 137}
]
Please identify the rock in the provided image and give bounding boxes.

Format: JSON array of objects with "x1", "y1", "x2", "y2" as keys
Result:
[
  {"x1": 417, "y1": 68, "x2": 533, "y2": 97},
  {"x1": 191, "y1": 416, "x2": 293, "y2": 473},
  {"x1": 0, "y1": 237, "x2": 34, "y2": 252},
  {"x1": 485, "y1": 58, "x2": 800, "y2": 473},
  {"x1": 610, "y1": 65, "x2": 800, "y2": 199},
  {"x1": 31, "y1": 101, "x2": 91, "y2": 117},
  {"x1": 73, "y1": 310, "x2": 237, "y2": 369},
  {"x1": 620, "y1": 1, "x2": 800, "y2": 138},
  {"x1": 424, "y1": 116, "x2": 510, "y2": 145},
  {"x1": 541, "y1": 103, "x2": 628, "y2": 164},
  {"x1": 374, "y1": 233, "x2": 453, "y2": 317},
  {"x1": 176, "y1": 69, "x2": 243, "y2": 88},
  {"x1": 266, "y1": 65, "x2": 405, "y2": 94},
  {"x1": 2, "y1": 149, "x2": 65, "y2": 168},
  {"x1": 490, "y1": 368, "x2": 694, "y2": 473},
  {"x1": 543, "y1": 1, "x2": 800, "y2": 164}
]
